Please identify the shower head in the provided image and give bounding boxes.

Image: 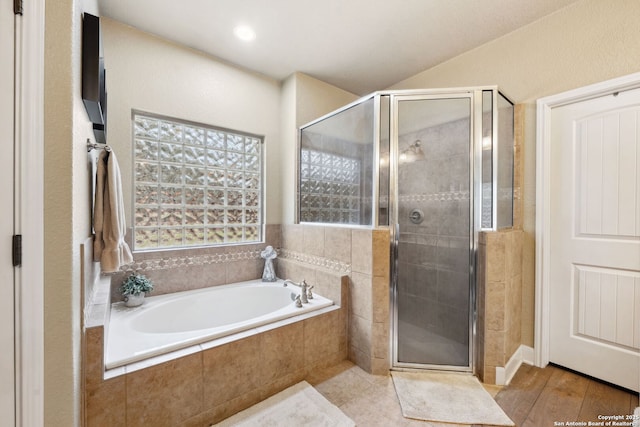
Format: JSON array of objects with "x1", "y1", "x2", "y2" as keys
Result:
[{"x1": 400, "y1": 140, "x2": 425, "y2": 162}]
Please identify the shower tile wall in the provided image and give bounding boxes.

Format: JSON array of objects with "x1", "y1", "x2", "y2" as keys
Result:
[{"x1": 396, "y1": 117, "x2": 470, "y2": 365}]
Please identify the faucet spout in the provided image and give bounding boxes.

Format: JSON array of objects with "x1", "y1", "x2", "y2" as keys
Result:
[{"x1": 283, "y1": 279, "x2": 299, "y2": 288}]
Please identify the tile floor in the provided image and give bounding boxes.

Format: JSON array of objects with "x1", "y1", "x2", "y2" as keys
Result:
[{"x1": 307, "y1": 360, "x2": 502, "y2": 426}]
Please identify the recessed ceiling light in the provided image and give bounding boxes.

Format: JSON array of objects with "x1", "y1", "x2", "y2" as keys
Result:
[{"x1": 234, "y1": 25, "x2": 256, "y2": 42}]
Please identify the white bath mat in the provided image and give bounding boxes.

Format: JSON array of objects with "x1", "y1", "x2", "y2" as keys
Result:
[
  {"x1": 213, "y1": 381, "x2": 355, "y2": 427},
  {"x1": 391, "y1": 371, "x2": 514, "y2": 426}
]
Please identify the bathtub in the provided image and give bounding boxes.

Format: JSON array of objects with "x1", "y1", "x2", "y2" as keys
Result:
[{"x1": 106, "y1": 278, "x2": 333, "y2": 369}]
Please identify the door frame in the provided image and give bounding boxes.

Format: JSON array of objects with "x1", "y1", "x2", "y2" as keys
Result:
[
  {"x1": 534, "y1": 71, "x2": 640, "y2": 369},
  {"x1": 13, "y1": 0, "x2": 45, "y2": 425},
  {"x1": 1, "y1": 0, "x2": 17, "y2": 422}
]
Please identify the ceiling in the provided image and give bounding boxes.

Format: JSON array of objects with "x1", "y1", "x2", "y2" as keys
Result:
[{"x1": 98, "y1": 0, "x2": 580, "y2": 95}]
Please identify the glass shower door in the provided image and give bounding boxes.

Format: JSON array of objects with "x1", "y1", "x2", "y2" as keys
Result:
[{"x1": 392, "y1": 94, "x2": 473, "y2": 370}]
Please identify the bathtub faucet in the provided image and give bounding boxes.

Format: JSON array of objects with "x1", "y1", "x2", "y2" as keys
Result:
[
  {"x1": 300, "y1": 280, "x2": 309, "y2": 304},
  {"x1": 283, "y1": 279, "x2": 309, "y2": 304}
]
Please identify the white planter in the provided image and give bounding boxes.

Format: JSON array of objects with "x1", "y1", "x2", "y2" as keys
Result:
[{"x1": 123, "y1": 293, "x2": 145, "y2": 307}]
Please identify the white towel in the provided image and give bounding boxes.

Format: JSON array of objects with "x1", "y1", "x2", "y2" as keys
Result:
[{"x1": 93, "y1": 148, "x2": 133, "y2": 273}]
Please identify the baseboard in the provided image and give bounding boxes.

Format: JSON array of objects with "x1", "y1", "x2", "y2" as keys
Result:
[
  {"x1": 495, "y1": 345, "x2": 534, "y2": 386},
  {"x1": 521, "y1": 345, "x2": 535, "y2": 365}
]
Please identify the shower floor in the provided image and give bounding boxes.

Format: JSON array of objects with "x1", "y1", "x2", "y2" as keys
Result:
[{"x1": 397, "y1": 320, "x2": 468, "y2": 367}]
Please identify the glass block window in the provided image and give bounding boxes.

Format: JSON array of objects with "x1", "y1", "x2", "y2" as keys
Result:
[
  {"x1": 132, "y1": 111, "x2": 263, "y2": 250},
  {"x1": 299, "y1": 148, "x2": 361, "y2": 224}
]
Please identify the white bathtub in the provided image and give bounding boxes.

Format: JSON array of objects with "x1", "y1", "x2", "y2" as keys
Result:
[{"x1": 106, "y1": 278, "x2": 333, "y2": 369}]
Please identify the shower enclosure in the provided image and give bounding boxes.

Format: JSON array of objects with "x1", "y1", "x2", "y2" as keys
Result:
[{"x1": 298, "y1": 88, "x2": 514, "y2": 372}]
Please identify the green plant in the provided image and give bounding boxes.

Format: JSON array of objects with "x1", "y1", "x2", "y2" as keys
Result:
[{"x1": 119, "y1": 273, "x2": 154, "y2": 296}]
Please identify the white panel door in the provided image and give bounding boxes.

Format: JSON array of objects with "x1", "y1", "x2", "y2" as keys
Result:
[
  {"x1": 550, "y1": 87, "x2": 640, "y2": 392},
  {"x1": 0, "y1": 0, "x2": 16, "y2": 422}
]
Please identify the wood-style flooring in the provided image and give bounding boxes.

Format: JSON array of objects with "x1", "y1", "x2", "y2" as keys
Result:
[
  {"x1": 310, "y1": 360, "x2": 638, "y2": 427},
  {"x1": 494, "y1": 363, "x2": 639, "y2": 427}
]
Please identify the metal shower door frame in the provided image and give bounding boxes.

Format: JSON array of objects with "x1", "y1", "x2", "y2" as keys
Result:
[{"x1": 389, "y1": 90, "x2": 478, "y2": 373}]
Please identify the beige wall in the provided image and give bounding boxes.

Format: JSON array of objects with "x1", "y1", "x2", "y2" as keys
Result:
[
  {"x1": 101, "y1": 18, "x2": 282, "y2": 224},
  {"x1": 279, "y1": 72, "x2": 358, "y2": 224},
  {"x1": 389, "y1": 0, "x2": 640, "y2": 346},
  {"x1": 391, "y1": 0, "x2": 640, "y2": 102},
  {"x1": 279, "y1": 75, "x2": 297, "y2": 224},
  {"x1": 44, "y1": 0, "x2": 100, "y2": 424}
]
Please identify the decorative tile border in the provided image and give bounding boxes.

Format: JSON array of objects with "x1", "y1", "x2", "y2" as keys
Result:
[
  {"x1": 399, "y1": 190, "x2": 470, "y2": 202},
  {"x1": 278, "y1": 249, "x2": 351, "y2": 275},
  {"x1": 120, "y1": 248, "x2": 263, "y2": 274},
  {"x1": 373, "y1": 191, "x2": 471, "y2": 204},
  {"x1": 382, "y1": 188, "x2": 517, "y2": 204},
  {"x1": 118, "y1": 247, "x2": 351, "y2": 276}
]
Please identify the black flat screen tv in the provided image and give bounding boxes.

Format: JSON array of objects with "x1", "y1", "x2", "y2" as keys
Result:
[{"x1": 82, "y1": 12, "x2": 107, "y2": 142}]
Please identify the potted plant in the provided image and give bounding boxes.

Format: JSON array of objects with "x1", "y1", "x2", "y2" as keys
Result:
[{"x1": 119, "y1": 273, "x2": 154, "y2": 307}]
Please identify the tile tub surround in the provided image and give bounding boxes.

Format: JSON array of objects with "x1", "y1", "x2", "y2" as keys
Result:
[
  {"x1": 476, "y1": 229, "x2": 523, "y2": 384},
  {"x1": 279, "y1": 224, "x2": 391, "y2": 375},
  {"x1": 83, "y1": 276, "x2": 348, "y2": 426},
  {"x1": 108, "y1": 224, "x2": 281, "y2": 301}
]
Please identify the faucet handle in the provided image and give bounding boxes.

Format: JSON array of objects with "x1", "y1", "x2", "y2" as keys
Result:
[
  {"x1": 299, "y1": 280, "x2": 309, "y2": 304},
  {"x1": 294, "y1": 294, "x2": 302, "y2": 308},
  {"x1": 306, "y1": 285, "x2": 314, "y2": 300}
]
